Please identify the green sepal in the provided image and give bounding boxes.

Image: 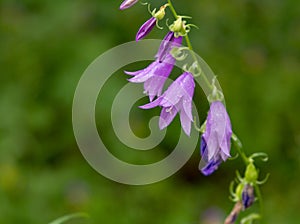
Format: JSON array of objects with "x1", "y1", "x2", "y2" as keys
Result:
[{"x1": 245, "y1": 162, "x2": 258, "y2": 183}]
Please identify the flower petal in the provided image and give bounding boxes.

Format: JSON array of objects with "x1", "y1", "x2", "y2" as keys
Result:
[
  {"x1": 124, "y1": 70, "x2": 142, "y2": 76},
  {"x1": 201, "y1": 157, "x2": 222, "y2": 176},
  {"x1": 128, "y1": 73, "x2": 151, "y2": 83},
  {"x1": 144, "y1": 76, "x2": 166, "y2": 101},
  {"x1": 156, "y1": 32, "x2": 183, "y2": 62},
  {"x1": 179, "y1": 72, "x2": 195, "y2": 98},
  {"x1": 127, "y1": 62, "x2": 156, "y2": 83},
  {"x1": 179, "y1": 109, "x2": 192, "y2": 136},
  {"x1": 200, "y1": 135, "x2": 207, "y2": 156},
  {"x1": 205, "y1": 132, "x2": 220, "y2": 161},
  {"x1": 182, "y1": 98, "x2": 193, "y2": 121},
  {"x1": 124, "y1": 61, "x2": 155, "y2": 77},
  {"x1": 156, "y1": 32, "x2": 174, "y2": 61},
  {"x1": 159, "y1": 107, "x2": 178, "y2": 130},
  {"x1": 139, "y1": 97, "x2": 162, "y2": 109},
  {"x1": 159, "y1": 81, "x2": 182, "y2": 107}
]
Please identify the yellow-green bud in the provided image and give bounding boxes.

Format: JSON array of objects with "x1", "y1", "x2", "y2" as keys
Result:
[
  {"x1": 153, "y1": 4, "x2": 167, "y2": 20},
  {"x1": 169, "y1": 17, "x2": 186, "y2": 35},
  {"x1": 245, "y1": 162, "x2": 258, "y2": 183}
]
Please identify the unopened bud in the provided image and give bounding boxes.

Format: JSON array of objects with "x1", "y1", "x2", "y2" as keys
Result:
[
  {"x1": 169, "y1": 17, "x2": 186, "y2": 35},
  {"x1": 245, "y1": 162, "x2": 258, "y2": 183},
  {"x1": 242, "y1": 184, "x2": 255, "y2": 209},
  {"x1": 153, "y1": 4, "x2": 168, "y2": 20},
  {"x1": 120, "y1": 0, "x2": 138, "y2": 10}
]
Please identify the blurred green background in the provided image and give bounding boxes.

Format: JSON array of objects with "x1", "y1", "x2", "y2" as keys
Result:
[{"x1": 1, "y1": 0, "x2": 300, "y2": 223}]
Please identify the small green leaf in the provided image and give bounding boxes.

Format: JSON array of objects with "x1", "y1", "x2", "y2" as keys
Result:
[
  {"x1": 48, "y1": 213, "x2": 89, "y2": 224},
  {"x1": 240, "y1": 213, "x2": 261, "y2": 224}
]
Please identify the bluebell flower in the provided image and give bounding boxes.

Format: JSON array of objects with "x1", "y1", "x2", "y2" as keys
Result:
[
  {"x1": 200, "y1": 101, "x2": 232, "y2": 175},
  {"x1": 126, "y1": 54, "x2": 175, "y2": 101},
  {"x1": 140, "y1": 72, "x2": 195, "y2": 136}
]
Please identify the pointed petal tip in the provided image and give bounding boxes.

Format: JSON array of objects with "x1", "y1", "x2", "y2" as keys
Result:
[
  {"x1": 138, "y1": 105, "x2": 148, "y2": 109},
  {"x1": 200, "y1": 167, "x2": 215, "y2": 176},
  {"x1": 199, "y1": 158, "x2": 222, "y2": 176},
  {"x1": 119, "y1": 5, "x2": 125, "y2": 10},
  {"x1": 135, "y1": 34, "x2": 143, "y2": 42},
  {"x1": 139, "y1": 99, "x2": 160, "y2": 109},
  {"x1": 124, "y1": 70, "x2": 137, "y2": 76},
  {"x1": 158, "y1": 121, "x2": 167, "y2": 130},
  {"x1": 119, "y1": 0, "x2": 138, "y2": 10},
  {"x1": 127, "y1": 77, "x2": 138, "y2": 83},
  {"x1": 180, "y1": 111, "x2": 192, "y2": 136},
  {"x1": 148, "y1": 95, "x2": 154, "y2": 102},
  {"x1": 200, "y1": 170, "x2": 211, "y2": 176}
]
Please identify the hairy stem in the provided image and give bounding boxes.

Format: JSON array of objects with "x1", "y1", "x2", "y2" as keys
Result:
[
  {"x1": 232, "y1": 133, "x2": 249, "y2": 165},
  {"x1": 167, "y1": 0, "x2": 178, "y2": 18},
  {"x1": 167, "y1": 0, "x2": 212, "y2": 89}
]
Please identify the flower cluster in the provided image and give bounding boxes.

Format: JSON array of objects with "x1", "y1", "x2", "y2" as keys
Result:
[
  {"x1": 125, "y1": 32, "x2": 182, "y2": 101},
  {"x1": 120, "y1": 0, "x2": 233, "y2": 175},
  {"x1": 126, "y1": 30, "x2": 195, "y2": 136},
  {"x1": 120, "y1": 1, "x2": 268, "y2": 222}
]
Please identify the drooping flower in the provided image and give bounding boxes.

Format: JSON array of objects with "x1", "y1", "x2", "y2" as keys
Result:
[
  {"x1": 125, "y1": 32, "x2": 182, "y2": 101},
  {"x1": 140, "y1": 72, "x2": 195, "y2": 136},
  {"x1": 200, "y1": 101, "x2": 232, "y2": 175},
  {"x1": 119, "y1": 0, "x2": 138, "y2": 10},
  {"x1": 126, "y1": 54, "x2": 175, "y2": 101}
]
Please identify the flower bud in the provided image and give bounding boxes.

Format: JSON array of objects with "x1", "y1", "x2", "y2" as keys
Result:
[
  {"x1": 136, "y1": 17, "x2": 157, "y2": 41},
  {"x1": 245, "y1": 162, "x2": 258, "y2": 183},
  {"x1": 242, "y1": 184, "x2": 255, "y2": 209},
  {"x1": 120, "y1": 0, "x2": 138, "y2": 10},
  {"x1": 170, "y1": 17, "x2": 185, "y2": 33},
  {"x1": 153, "y1": 5, "x2": 167, "y2": 20}
]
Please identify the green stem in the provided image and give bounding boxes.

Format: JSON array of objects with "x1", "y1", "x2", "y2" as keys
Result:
[
  {"x1": 254, "y1": 184, "x2": 264, "y2": 220},
  {"x1": 232, "y1": 133, "x2": 249, "y2": 165},
  {"x1": 184, "y1": 35, "x2": 193, "y2": 51},
  {"x1": 167, "y1": 0, "x2": 178, "y2": 18},
  {"x1": 233, "y1": 132, "x2": 265, "y2": 220},
  {"x1": 167, "y1": 0, "x2": 212, "y2": 90}
]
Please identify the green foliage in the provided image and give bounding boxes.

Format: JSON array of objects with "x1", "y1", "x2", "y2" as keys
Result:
[{"x1": 0, "y1": 0, "x2": 299, "y2": 223}]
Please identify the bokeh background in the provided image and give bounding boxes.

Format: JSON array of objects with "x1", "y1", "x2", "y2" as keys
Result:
[{"x1": 1, "y1": 0, "x2": 300, "y2": 223}]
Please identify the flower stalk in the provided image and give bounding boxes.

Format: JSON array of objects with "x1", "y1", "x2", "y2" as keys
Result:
[
  {"x1": 119, "y1": 1, "x2": 269, "y2": 223},
  {"x1": 167, "y1": 0, "x2": 212, "y2": 89}
]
